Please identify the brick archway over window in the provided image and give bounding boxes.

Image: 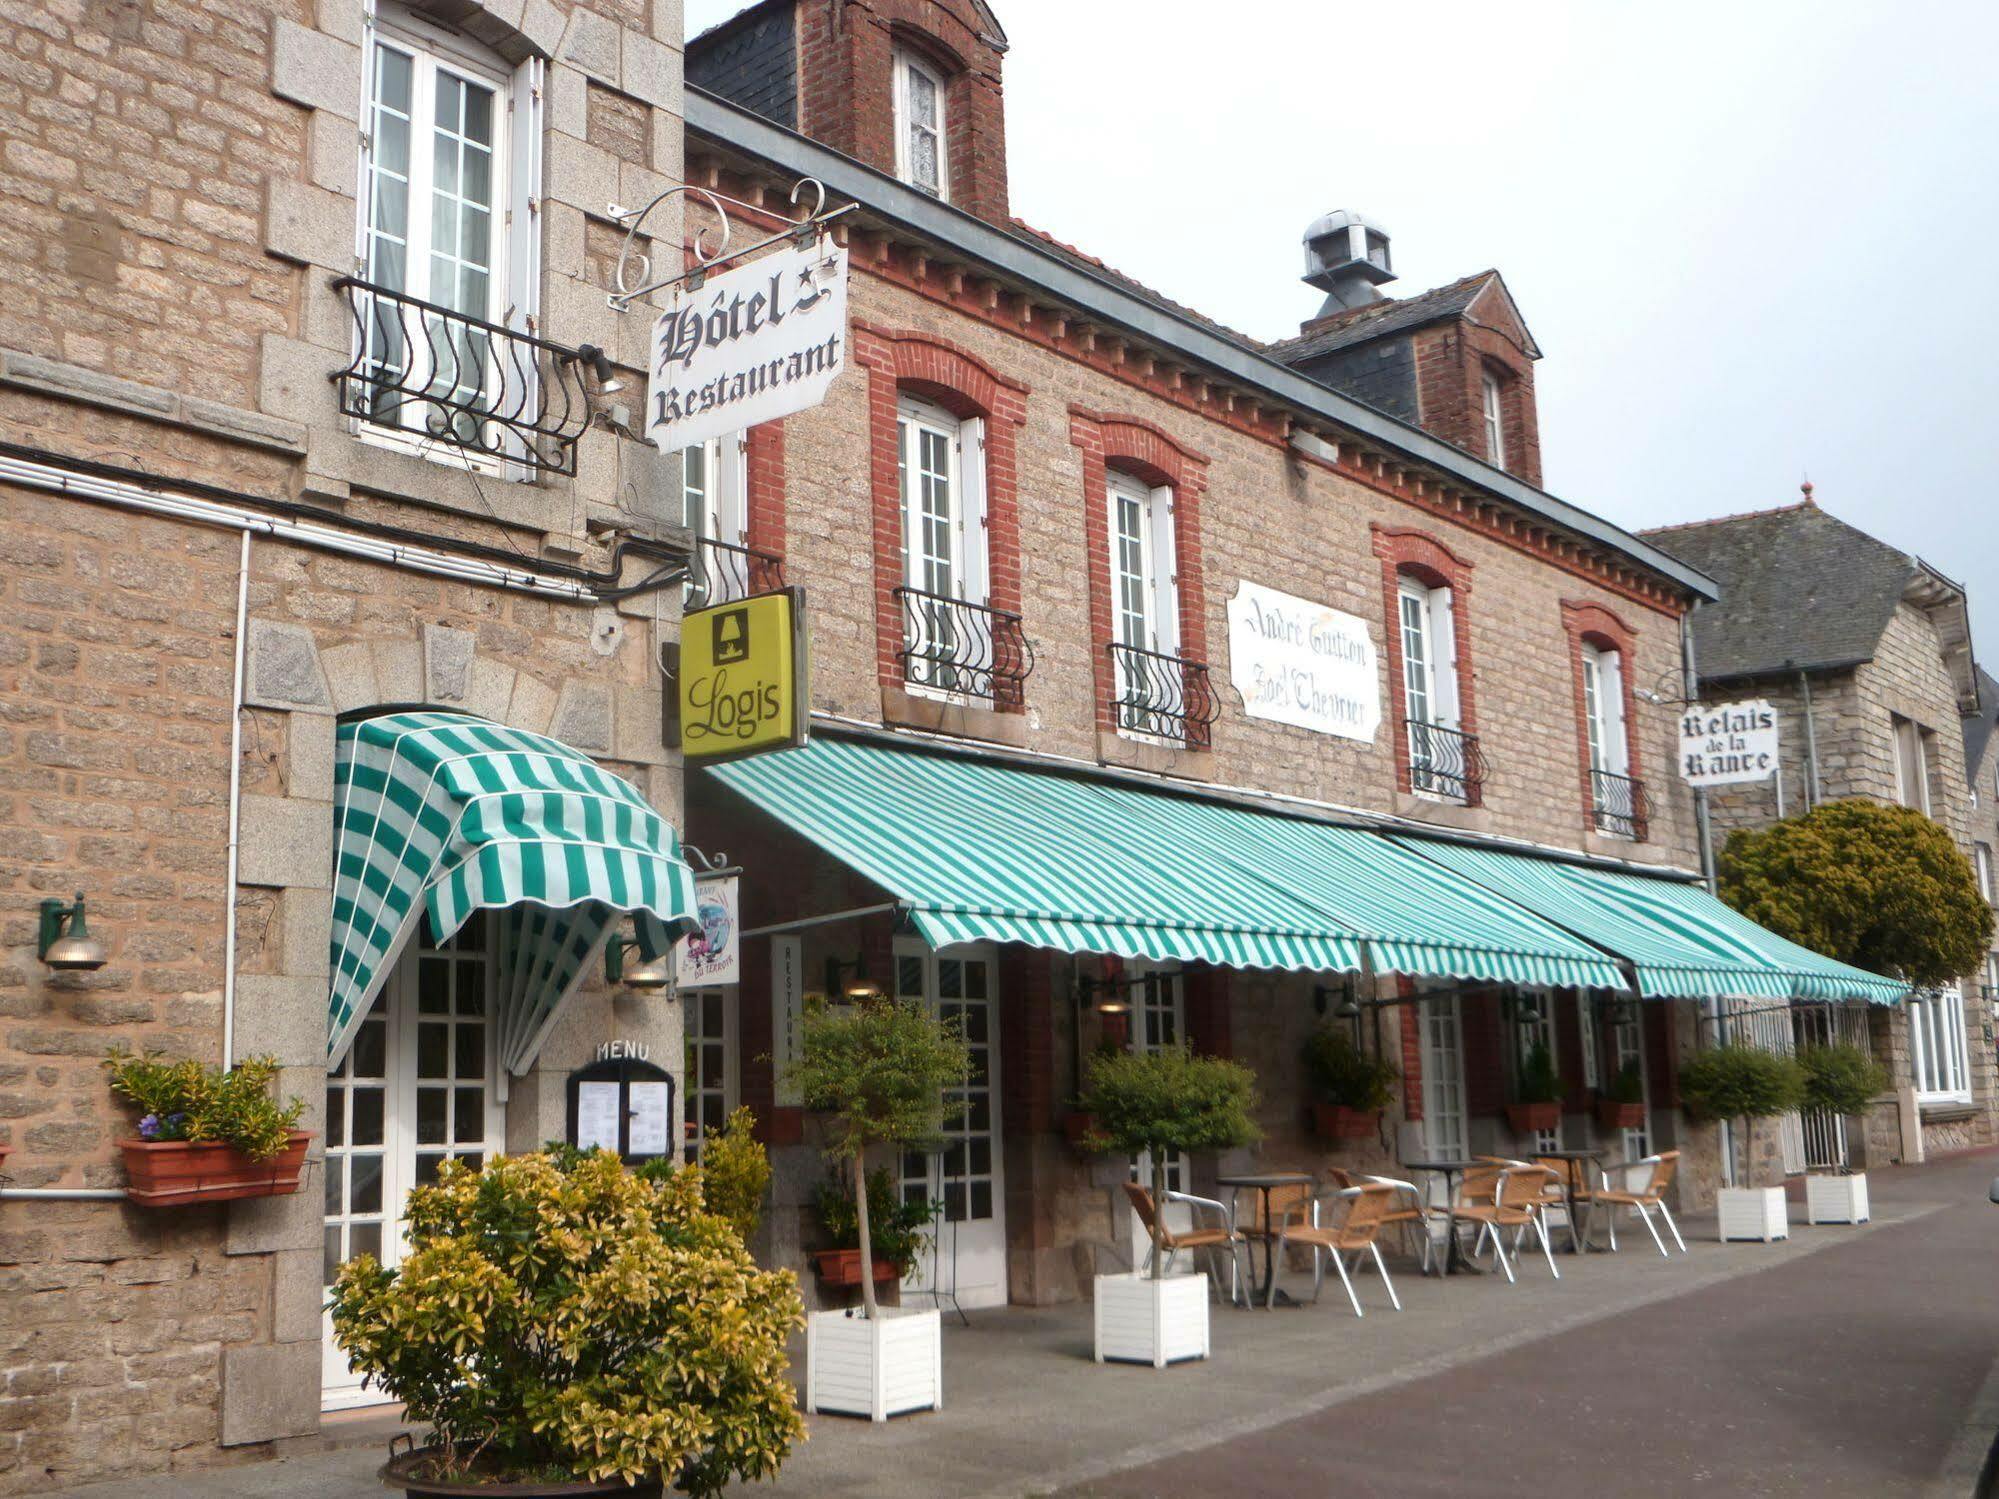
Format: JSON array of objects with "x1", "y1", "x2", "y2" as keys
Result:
[
  {"x1": 1371, "y1": 526, "x2": 1479, "y2": 801},
  {"x1": 1561, "y1": 599, "x2": 1643, "y2": 831},
  {"x1": 853, "y1": 322, "x2": 1029, "y2": 704},
  {"x1": 1068, "y1": 407, "x2": 1210, "y2": 737}
]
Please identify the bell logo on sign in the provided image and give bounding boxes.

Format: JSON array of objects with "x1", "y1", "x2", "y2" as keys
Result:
[{"x1": 675, "y1": 589, "x2": 810, "y2": 763}]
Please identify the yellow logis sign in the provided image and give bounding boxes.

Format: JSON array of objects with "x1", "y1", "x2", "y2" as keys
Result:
[{"x1": 677, "y1": 589, "x2": 808, "y2": 762}]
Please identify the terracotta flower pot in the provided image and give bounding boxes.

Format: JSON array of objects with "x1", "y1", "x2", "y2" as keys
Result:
[
  {"x1": 381, "y1": 1444, "x2": 664, "y2": 1497},
  {"x1": 1595, "y1": 1098, "x2": 1646, "y2": 1131},
  {"x1": 1063, "y1": 1110, "x2": 1101, "y2": 1151},
  {"x1": 119, "y1": 1131, "x2": 313, "y2": 1207},
  {"x1": 1504, "y1": 1101, "x2": 1561, "y2": 1135},
  {"x1": 1311, "y1": 1103, "x2": 1378, "y2": 1141},
  {"x1": 813, "y1": 1248, "x2": 903, "y2": 1286}
]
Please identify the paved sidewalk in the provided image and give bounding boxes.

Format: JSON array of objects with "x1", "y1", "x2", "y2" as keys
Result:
[{"x1": 40, "y1": 1150, "x2": 1999, "y2": 1498}]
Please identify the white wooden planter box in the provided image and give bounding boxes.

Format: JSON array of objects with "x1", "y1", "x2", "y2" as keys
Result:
[
  {"x1": 1717, "y1": 1185, "x2": 1790, "y2": 1242},
  {"x1": 804, "y1": 1307, "x2": 942, "y2": 1422},
  {"x1": 1804, "y1": 1171, "x2": 1869, "y2": 1225},
  {"x1": 1093, "y1": 1272, "x2": 1209, "y2": 1368}
]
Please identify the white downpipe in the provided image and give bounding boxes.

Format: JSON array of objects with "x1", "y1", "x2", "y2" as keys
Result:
[
  {"x1": 0, "y1": 1189, "x2": 127, "y2": 1202},
  {"x1": 222, "y1": 531, "x2": 251, "y2": 1068}
]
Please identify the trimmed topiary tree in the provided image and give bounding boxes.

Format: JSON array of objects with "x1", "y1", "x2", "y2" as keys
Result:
[
  {"x1": 1797, "y1": 1042, "x2": 1889, "y2": 1119},
  {"x1": 1679, "y1": 1043, "x2": 1806, "y2": 1189},
  {"x1": 1719, "y1": 799, "x2": 1992, "y2": 987}
]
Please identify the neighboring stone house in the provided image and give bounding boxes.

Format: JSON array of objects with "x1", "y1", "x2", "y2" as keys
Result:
[
  {"x1": 1647, "y1": 494, "x2": 1993, "y2": 1165},
  {"x1": 1964, "y1": 666, "x2": 1999, "y2": 1028},
  {"x1": 0, "y1": 0, "x2": 693, "y2": 1489}
]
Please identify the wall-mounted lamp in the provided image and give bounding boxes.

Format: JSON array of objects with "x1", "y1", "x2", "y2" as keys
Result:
[
  {"x1": 1313, "y1": 980, "x2": 1364, "y2": 1042},
  {"x1": 577, "y1": 343, "x2": 626, "y2": 396},
  {"x1": 604, "y1": 931, "x2": 673, "y2": 990},
  {"x1": 38, "y1": 893, "x2": 107, "y2": 972},
  {"x1": 824, "y1": 954, "x2": 885, "y2": 1002},
  {"x1": 1075, "y1": 976, "x2": 1132, "y2": 1015}
]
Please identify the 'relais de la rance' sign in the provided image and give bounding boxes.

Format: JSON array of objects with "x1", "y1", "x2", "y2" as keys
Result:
[
  {"x1": 1226, "y1": 581, "x2": 1381, "y2": 742},
  {"x1": 1678, "y1": 699, "x2": 1779, "y2": 786}
]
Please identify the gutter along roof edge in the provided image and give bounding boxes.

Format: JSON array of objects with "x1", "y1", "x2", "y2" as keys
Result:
[{"x1": 686, "y1": 88, "x2": 1720, "y2": 604}]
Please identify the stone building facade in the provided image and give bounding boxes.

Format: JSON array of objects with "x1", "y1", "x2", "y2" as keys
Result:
[{"x1": 0, "y1": 0, "x2": 693, "y2": 1489}]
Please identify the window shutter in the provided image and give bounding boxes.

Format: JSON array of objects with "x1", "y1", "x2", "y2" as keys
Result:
[
  {"x1": 959, "y1": 415, "x2": 988, "y2": 605},
  {"x1": 1149, "y1": 484, "x2": 1178, "y2": 655}
]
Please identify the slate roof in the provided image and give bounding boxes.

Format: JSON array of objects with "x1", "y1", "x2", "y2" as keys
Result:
[
  {"x1": 1965, "y1": 665, "x2": 1999, "y2": 775},
  {"x1": 1641, "y1": 501, "x2": 1924, "y2": 681},
  {"x1": 1006, "y1": 220, "x2": 1267, "y2": 351},
  {"x1": 1265, "y1": 272, "x2": 1494, "y2": 365}
]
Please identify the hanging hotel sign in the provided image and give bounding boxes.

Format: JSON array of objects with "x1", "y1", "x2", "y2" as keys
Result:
[
  {"x1": 1679, "y1": 699, "x2": 1780, "y2": 786},
  {"x1": 674, "y1": 588, "x2": 810, "y2": 764},
  {"x1": 679, "y1": 873, "x2": 740, "y2": 987},
  {"x1": 1226, "y1": 581, "x2": 1381, "y2": 742},
  {"x1": 644, "y1": 237, "x2": 848, "y2": 456}
]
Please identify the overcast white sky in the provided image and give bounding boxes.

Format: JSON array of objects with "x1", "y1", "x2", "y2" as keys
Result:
[{"x1": 686, "y1": 1, "x2": 1999, "y2": 668}]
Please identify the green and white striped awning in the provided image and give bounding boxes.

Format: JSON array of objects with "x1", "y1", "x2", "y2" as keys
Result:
[
  {"x1": 1395, "y1": 838, "x2": 1908, "y2": 1005},
  {"x1": 705, "y1": 738, "x2": 1626, "y2": 988},
  {"x1": 329, "y1": 711, "x2": 699, "y2": 1072}
]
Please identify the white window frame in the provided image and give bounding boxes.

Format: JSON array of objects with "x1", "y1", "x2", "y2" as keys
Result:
[
  {"x1": 1398, "y1": 574, "x2": 1461, "y2": 797},
  {"x1": 1908, "y1": 990, "x2": 1971, "y2": 1103},
  {"x1": 1512, "y1": 988, "x2": 1560, "y2": 1151},
  {"x1": 1481, "y1": 369, "x2": 1507, "y2": 470},
  {"x1": 682, "y1": 431, "x2": 748, "y2": 546},
  {"x1": 353, "y1": 5, "x2": 541, "y2": 475},
  {"x1": 1107, "y1": 470, "x2": 1181, "y2": 742},
  {"x1": 1891, "y1": 714, "x2": 1931, "y2": 814},
  {"x1": 897, "y1": 393, "x2": 988, "y2": 700},
  {"x1": 1977, "y1": 843, "x2": 1994, "y2": 905},
  {"x1": 682, "y1": 987, "x2": 739, "y2": 1163},
  {"x1": 892, "y1": 47, "x2": 949, "y2": 200}
]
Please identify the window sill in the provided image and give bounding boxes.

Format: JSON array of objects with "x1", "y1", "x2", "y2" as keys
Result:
[
  {"x1": 1392, "y1": 792, "x2": 1490, "y2": 834},
  {"x1": 1097, "y1": 729, "x2": 1214, "y2": 782},
  {"x1": 881, "y1": 683, "x2": 1027, "y2": 747},
  {"x1": 1917, "y1": 1099, "x2": 1977, "y2": 1122}
]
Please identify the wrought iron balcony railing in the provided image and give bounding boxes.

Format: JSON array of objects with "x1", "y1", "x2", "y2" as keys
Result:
[
  {"x1": 1108, "y1": 642, "x2": 1220, "y2": 748},
  {"x1": 1591, "y1": 767, "x2": 1651, "y2": 841},
  {"x1": 1408, "y1": 720, "x2": 1485, "y2": 804},
  {"x1": 894, "y1": 587, "x2": 1034, "y2": 706},
  {"x1": 684, "y1": 536, "x2": 786, "y2": 612},
  {"x1": 332, "y1": 277, "x2": 592, "y2": 475}
]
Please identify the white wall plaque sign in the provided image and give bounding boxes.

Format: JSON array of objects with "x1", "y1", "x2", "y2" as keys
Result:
[
  {"x1": 1679, "y1": 699, "x2": 1780, "y2": 786},
  {"x1": 1226, "y1": 580, "x2": 1381, "y2": 742},
  {"x1": 771, "y1": 934, "x2": 803, "y2": 1107}
]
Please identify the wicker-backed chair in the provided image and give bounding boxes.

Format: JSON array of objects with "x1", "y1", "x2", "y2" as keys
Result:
[
  {"x1": 1586, "y1": 1151, "x2": 1686, "y2": 1257},
  {"x1": 1122, "y1": 1181, "x2": 1251, "y2": 1302},
  {"x1": 1263, "y1": 1183, "x2": 1402, "y2": 1316},
  {"x1": 1450, "y1": 1163, "x2": 1561, "y2": 1283},
  {"x1": 1361, "y1": 1174, "x2": 1436, "y2": 1274}
]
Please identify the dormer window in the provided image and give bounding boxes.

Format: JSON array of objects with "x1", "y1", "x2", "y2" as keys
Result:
[
  {"x1": 894, "y1": 48, "x2": 948, "y2": 199},
  {"x1": 1481, "y1": 369, "x2": 1508, "y2": 471}
]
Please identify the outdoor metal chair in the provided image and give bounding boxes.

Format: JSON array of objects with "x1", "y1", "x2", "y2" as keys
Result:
[
  {"x1": 1122, "y1": 1181, "x2": 1251, "y2": 1303},
  {"x1": 1585, "y1": 1151, "x2": 1686, "y2": 1257},
  {"x1": 1361, "y1": 1173, "x2": 1437, "y2": 1274},
  {"x1": 1450, "y1": 1163, "x2": 1561, "y2": 1283},
  {"x1": 1263, "y1": 1183, "x2": 1402, "y2": 1316}
]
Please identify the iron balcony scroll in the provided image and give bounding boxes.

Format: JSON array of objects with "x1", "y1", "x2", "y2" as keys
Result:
[
  {"x1": 1108, "y1": 641, "x2": 1221, "y2": 748},
  {"x1": 896, "y1": 587, "x2": 1035, "y2": 707},
  {"x1": 1591, "y1": 768, "x2": 1651, "y2": 841},
  {"x1": 331, "y1": 277, "x2": 592, "y2": 475},
  {"x1": 1407, "y1": 720, "x2": 1486, "y2": 805},
  {"x1": 604, "y1": 176, "x2": 858, "y2": 312}
]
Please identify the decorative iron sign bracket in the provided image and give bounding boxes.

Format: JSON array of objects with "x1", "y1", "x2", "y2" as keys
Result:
[{"x1": 605, "y1": 177, "x2": 858, "y2": 312}]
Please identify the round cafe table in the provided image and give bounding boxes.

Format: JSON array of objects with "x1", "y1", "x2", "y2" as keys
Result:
[
  {"x1": 1399, "y1": 1159, "x2": 1486, "y2": 1275},
  {"x1": 1530, "y1": 1147, "x2": 1605, "y2": 1252},
  {"x1": 1216, "y1": 1172, "x2": 1315, "y2": 1306}
]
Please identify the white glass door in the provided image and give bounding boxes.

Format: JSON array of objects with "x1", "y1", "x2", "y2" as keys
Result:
[
  {"x1": 682, "y1": 986, "x2": 738, "y2": 1160},
  {"x1": 322, "y1": 912, "x2": 502, "y2": 1408},
  {"x1": 1610, "y1": 1005, "x2": 1650, "y2": 1159},
  {"x1": 1124, "y1": 963, "x2": 1188, "y2": 1249},
  {"x1": 896, "y1": 943, "x2": 1007, "y2": 1309},
  {"x1": 1420, "y1": 991, "x2": 1468, "y2": 1161}
]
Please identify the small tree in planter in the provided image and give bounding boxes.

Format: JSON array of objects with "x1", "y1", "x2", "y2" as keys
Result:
[
  {"x1": 1080, "y1": 1046, "x2": 1259, "y2": 1367},
  {"x1": 1301, "y1": 1027, "x2": 1398, "y2": 1141},
  {"x1": 1505, "y1": 1040, "x2": 1563, "y2": 1136},
  {"x1": 331, "y1": 1150, "x2": 804, "y2": 1497},
  {"x1": 1680, "y1": 1043, "x2": 1806, "y2": 1241},
  {"x1": 1798, "y1": 1042, "x2": 1889, "y2": 1224},
  {"x1": 1596, "y1": 1058, "x2": 1647, "y2": 1131},
  {"x1": 788, "y1": 996, "x2": 969, "y2": 1421},
  {"x1": 102, "y1": 1049, "x2": 311, "y2": 1206}
]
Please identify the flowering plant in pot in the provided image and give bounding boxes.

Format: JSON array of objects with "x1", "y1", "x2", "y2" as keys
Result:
[
  {"x1": 1798, "y1": 1042, "x2": 1887, "y2": 1224},
  {"x1": 1301, "y1": 1026, "x2": 1398, "y2": 1141},
  {"x1": 1504, "y1": 1041, "x2": 1563, "y2": 1136},
  {"x1": 330, "y1": 1149, "x2": 804, "y2": 1497},
  {"x1": 1595, "y1": 1058, "x2": 1647, "y2": 1131},
  {"x1": 103, "y1": 1049, "x2": 310, "y2": 1206},
  {"x1": 1680, "y1": 1043, "x2": 1806, "y2": 1241},
  {"x1": 811, "y1": 1167, "x2": 938, "y2": 1287}
]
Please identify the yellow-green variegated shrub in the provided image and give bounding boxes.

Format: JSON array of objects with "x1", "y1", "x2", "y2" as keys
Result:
[{"x1": 330, "y1": 1150, "x2": 804, "y2": 1494}]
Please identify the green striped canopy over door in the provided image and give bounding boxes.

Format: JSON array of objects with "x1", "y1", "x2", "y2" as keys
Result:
[
  {"x1": 328, "y1": 711, "x2": 699, "y2": 1073},
  {"x1": 1396, "y1": 838, "x2": 1907, "y2": 1005},
  {"x1": 706, "y1": 738, "x2": 1626, "y2": 988}
]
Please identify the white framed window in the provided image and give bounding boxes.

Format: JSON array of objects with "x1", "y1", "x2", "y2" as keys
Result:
[
  {"x1": 682, "y1": 988, "x2": 738, "y2": 1162},
  {"x1": 1108, "y1": 470, "x2": 1181, "y2": 739},
  {"x1": 1582, "y1": 641, "x2": 1634, "y2": 835},
  {"x1": 1398, "y1": 575, "x2": 1463, "y2": 798},
  {"x1": 892, "y1": 48, "x2": 948, "y2": 199},
  {"x1": 1512, "y1": 988, "x2": 1560, "y2": 1151},
  {"x1": 1977, "y1": 844, "x2": 1994, "y2": 904},
  {"x1": 897, "y1": 393, "x2": 987, "y2": 696},
  {"x1": 1891, "y1": 714, "x2": 1931, "y2": 813},
  {"x1": 355, "y1": 6, "x2": 540, "y2": 468},
  {"x1": 1481, "y1": 369, "x2": 1507, "y2": 470},
  {"x1": 1909, "y1": 990, "x2": 1970, "y2": 1102},
  {"x1": 682, "y1": 432, "x2": 747, "y2": 544},
  {"x1": 1984, "y1": 952, "x2": 1998, "y2": 1000}
]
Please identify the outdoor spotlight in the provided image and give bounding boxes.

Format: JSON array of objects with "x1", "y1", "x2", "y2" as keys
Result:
[
  {"x1": 577, "y1": 343, "x2": 626, "y2": 396},
  {"x1": 824, "y1": 954, "x2": 885, "y2": 1002},
  {"x1": 38, "y1": 893, "x2": 108, "y2": 971},
  {"x1": 605, "y1": 931, "x2": 673, "y2": 989}
]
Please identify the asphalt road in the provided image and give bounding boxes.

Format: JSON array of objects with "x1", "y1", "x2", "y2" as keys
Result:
[{"x1": 1060, "y1": 1149, "x2": 1999, "y2": 1498}]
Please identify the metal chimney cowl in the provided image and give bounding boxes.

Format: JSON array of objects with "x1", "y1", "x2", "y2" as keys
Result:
[{"x1": 1302, "y1": 209, "x2": 1396, "y2": 314}]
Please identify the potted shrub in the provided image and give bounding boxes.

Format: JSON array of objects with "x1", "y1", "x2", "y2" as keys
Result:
[
  {"x1": 1798, "y1": 1042, "x2": 1887, "y2": 1225},
  {"x1": 1680, "y1": 1043, "x2": 1806, "y2": 1242},
  {"x1": 332, "y1": 1150, "x2": 802, "y2": 1496},
  {"x1": 1595, "y1": 1058, "x2": 1647, "y2": 1131},
  {"x1": 811, "y1": 1167, "x2": 936, "y2": 1287},
  {"x1": 1080, "y1": 1045, "x2": 1259, "y2": 1368},
  {"x1": 103, "y1": 1049, "x2": 311, "y2": 1206},
  {"x1": 1301, "y1": 1026, "x2": 1398, "y2": 1140},
  {"x1": 789, "y1": 995, "x2": 970, "y2": 1422},
  {"x1": 1505, "y1": 1040, "x2": 1563, "y2": 1136}
]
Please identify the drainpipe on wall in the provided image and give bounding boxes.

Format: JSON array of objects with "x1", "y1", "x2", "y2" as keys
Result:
[
  {"x1": 1798, "y1": 667, "x2": 1822, "y2": 810},
  {"x1": 222, "y1": 531, "x2": 251, "y2": 1069},
  {"x1": 1681, "y1": 605, "x2": 1717, "y2": 893}
]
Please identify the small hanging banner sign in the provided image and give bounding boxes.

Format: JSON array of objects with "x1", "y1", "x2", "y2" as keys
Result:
[
  {"x1": 644, "y1": 237, "x2": 848, "y2": 456},
  {"x1": 680, "y1": 873, "x2": 740, "y2": 988},
  {"x1": 1678, "y1": 699, "x2": 1780, "y2": 786}
]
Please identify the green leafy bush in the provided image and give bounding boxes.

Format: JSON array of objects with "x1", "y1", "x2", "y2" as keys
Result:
[
  {"x1": 1798, "y1": 1042, "x2": 1888, "y2": 1117},
  {"x1": 1605, "y1": 1057, "x2": 1645, "y2": 1105},
  {"x1": 1301, "y1": 1026, "x2": 1398, "y2": 1112},
  {"x1": 699, "y1": 1106, "x2": 772, "y2": 1246},
  {"x1": 1515, "y1": 1040, "x2": 1562, "y2": 1105},
  {"x1": 1678, "y1": 1044, "x2": 1805, "y2": 1123},
  {"x1": 814, "y1": 1167, "x2": 937, "y2": 1269},
  {"x1": 102, "y1": 1049, "x2": 305, "y2": 1161},
  {"x1": 329, "y1": 1150, "x2": 803, "y2": 1495}
]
